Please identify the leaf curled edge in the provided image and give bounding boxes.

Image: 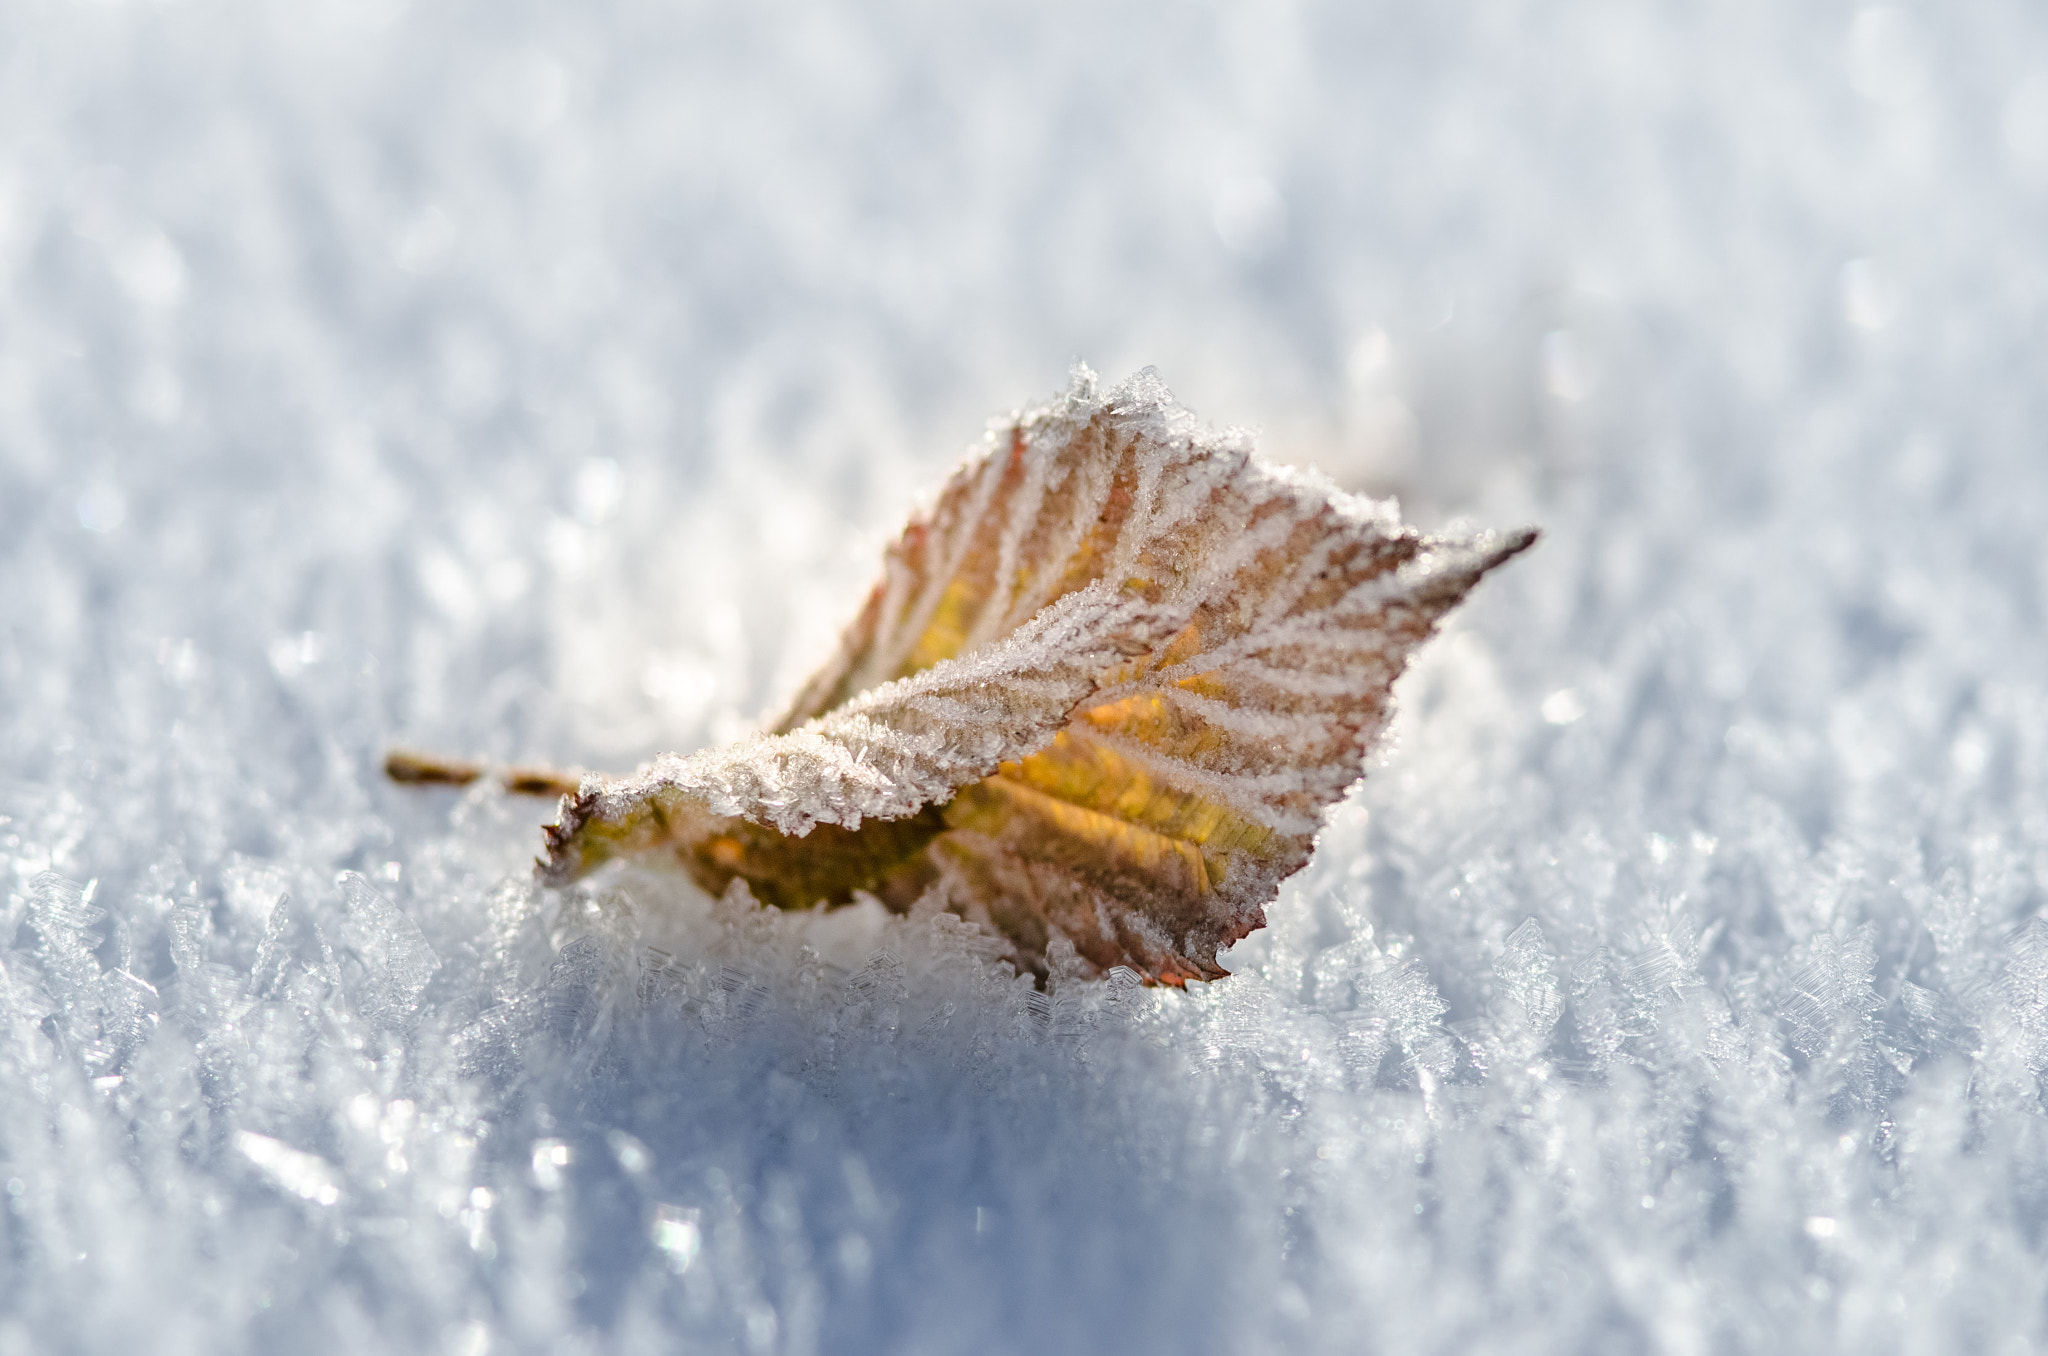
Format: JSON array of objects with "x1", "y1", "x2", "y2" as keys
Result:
[{"x1": 541, "y1": 580, "x2": 1187, "y2": 884}]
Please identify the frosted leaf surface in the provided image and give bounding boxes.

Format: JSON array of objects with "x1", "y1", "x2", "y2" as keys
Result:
[
  {"x1": 546, "y1": 369, "x2": 1533, "y2": 983},
  {"x1": 547, "y1": 579, "x2": 1181, "y2": 853}
]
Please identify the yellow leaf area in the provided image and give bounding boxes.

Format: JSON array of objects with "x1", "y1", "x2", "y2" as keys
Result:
[
  {"x1": 935, "y1": 694, "x2": 1291, "y2": 984},
  {"x1": 902, "y1": 574, "x2": 983, "y2": 677},
  {"x1": 967, "y1": 696, "x2": 1281, "y2": 889}
]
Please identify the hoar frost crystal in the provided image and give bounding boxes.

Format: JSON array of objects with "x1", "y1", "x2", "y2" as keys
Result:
[{"x1": 394, "y1": 367, "x2": 1534, "y2": 983}]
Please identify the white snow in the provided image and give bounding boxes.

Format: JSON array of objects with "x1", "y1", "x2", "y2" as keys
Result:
[{"x1": 3, "y1": 1, "x2": 2047, "y2": 1353}]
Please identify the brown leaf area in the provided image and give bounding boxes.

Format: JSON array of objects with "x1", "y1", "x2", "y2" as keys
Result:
[{"x1": 540, "y1": 368, "x2": 1535, "y2": 985}]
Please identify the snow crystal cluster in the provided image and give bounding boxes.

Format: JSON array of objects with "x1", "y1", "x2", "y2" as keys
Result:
[{"x1": 3, "y1": 1, "x2": 2046, "y2": 1353}]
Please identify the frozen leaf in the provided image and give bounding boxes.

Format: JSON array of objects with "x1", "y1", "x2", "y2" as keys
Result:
[{"x1": 523, "y1": 368, "x2": 1533, "y2": 983}]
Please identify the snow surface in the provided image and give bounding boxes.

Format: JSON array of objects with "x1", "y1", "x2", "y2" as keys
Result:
[{"x1": 4, "y1": 0, "x2": 2048, "y2": 1352}]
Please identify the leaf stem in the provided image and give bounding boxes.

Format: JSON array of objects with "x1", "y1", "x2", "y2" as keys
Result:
[{"x1": 383, "y1": 749, "x2": 581, "y2": 798}]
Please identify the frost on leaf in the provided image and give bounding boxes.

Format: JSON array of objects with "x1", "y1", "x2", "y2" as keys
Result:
[{"x1": 539, "y1": 367, "x2": 1535, "y2": 985}]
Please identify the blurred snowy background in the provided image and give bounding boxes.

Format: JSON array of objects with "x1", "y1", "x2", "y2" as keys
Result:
[{"x1": 4, "y1": 0, "x2": 2048, "y2": 1351}]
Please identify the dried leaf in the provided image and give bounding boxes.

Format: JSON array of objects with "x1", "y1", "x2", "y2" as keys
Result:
[{"x1": 538, "y1": 367, "x2": 1534, "y2": 984}]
